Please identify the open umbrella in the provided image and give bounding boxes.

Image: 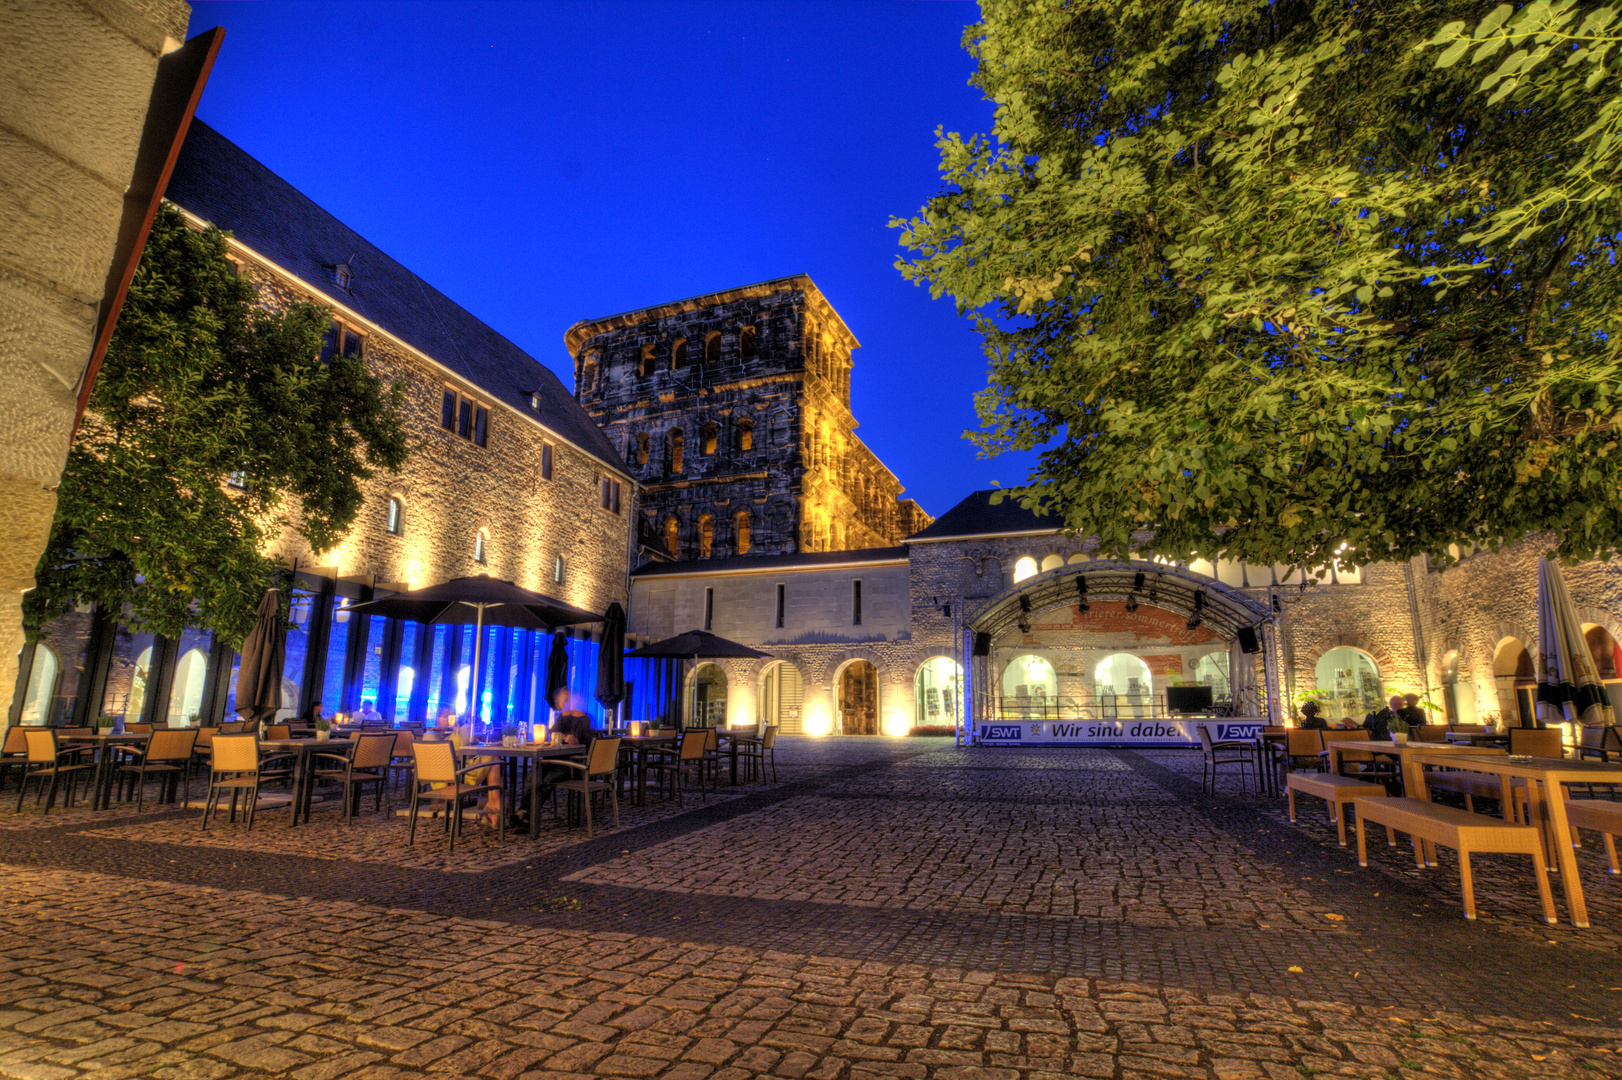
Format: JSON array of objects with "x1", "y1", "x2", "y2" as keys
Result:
[
  {"x1": 595, "y1": 601, "x2": 627, "y2": 718},
  {"x1": 545, "y1": 631, "x2": 570, "y2": 707},
  {"x1": 236, "y1": 587, "x2": 285, "y2": 724},
  {"x1": 342, "y1": 576, "x2": 600, "y2": 730},
  {"x1": 624, "y1": 630, "x2": 771, "y2": 728},
  {"x1": 1536, "y1": 557, "x2": 1612, "y2": 726}
]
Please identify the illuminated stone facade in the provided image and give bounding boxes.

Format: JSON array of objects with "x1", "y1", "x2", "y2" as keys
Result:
[{"x1": 566, "y1": 277, "x2": 930, "y2": 562}]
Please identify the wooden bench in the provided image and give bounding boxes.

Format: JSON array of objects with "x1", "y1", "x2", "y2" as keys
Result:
[
  {"x1": 1566, "y1": 800, "x2": 1622, "y2": 874},
  {"x1": 1353, "y1": 796, "x2": 1555, "y2": 923},
  {"x1": 1286, "y1": 772, "x2": 1394, "y2": 846}
]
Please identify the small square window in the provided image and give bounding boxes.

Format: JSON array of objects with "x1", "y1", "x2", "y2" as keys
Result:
[{"x1": 334, "y1": 263, "x2": 351, "y2": 291}]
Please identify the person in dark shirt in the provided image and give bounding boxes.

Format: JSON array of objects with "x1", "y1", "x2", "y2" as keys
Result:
[
  {"x1": 511, "y1": 690, "x2": 596, "y2": 830},
  {"x1": 1396, "y1": 693, "x2": 1428, "y2": 730},
  {"x1": 1298, "y1": 701, "x2": 1328, "y2": 730},
  {"x1": 1364, "y1": 695, "x2": 1402, "y2": 740}
]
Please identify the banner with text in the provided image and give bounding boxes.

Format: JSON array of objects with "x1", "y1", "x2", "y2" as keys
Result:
[{"x1": 976, "y1": 719, "x2": 1263, "y2": 747}]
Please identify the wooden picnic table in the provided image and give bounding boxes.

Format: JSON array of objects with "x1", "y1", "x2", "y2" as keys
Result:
[
  {"x1": 1410, "y1": 751, "x2": 1622, "y2": 928},
  {"x1": 455, "y1": 742, "x2": 585, "y2": 838}
]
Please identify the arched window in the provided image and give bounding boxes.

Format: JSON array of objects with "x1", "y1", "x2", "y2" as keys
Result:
[
  {"x1": 639, "y1": 343, "x2": 656, "y2": 377},
  {"x1": 554, "y1": 554, "x2": 566, "y2": 584},
  {"x1": 18, "y1": 645, "x2": 59, "y2": 724},
  {"x1": 1314, "y1": 646, "x2": 1383, "y2": 721},
  {"x1": 915, "y1": 656, "x2": 962, "y2": 727},
  {"x1": 1586, "y1": 625, "x2": 1622, "y2": 679},
  {"x1": 740, "y1": 325, "x2": 757, "y2": 357},
  {"x1": 671, "y1": 338, "x2": 689, "y2": 370},
  {"x1": 635, "y1": 432, "x2": 649, "y2": 466},
  {"x1": 386, "y1": 496, "x2": 403, "y2": 536},
  {"x1": 1002, "y1": 655, "x2": 1056, "y2": 717},
  {"x1": 668, "y1": 429, "x2": 684, "y2": 475},
  {"x1": 735, "y1": 420, "x2": 753, "y2": 452},
  {"x1": 166, "y1": 647, "x2": 209, "y2": 726},
  {"x1": 700, "y1": 422, "x2": 718, "y2": 455},
  {"x1": 705, "y1": 332, "x2": 721, "y2": 365},
  {"x1": 1095, "y1": 653, "x2": 1151, "y2": 717},
  {"x1": 474, "y1": 529, "x2": 488, "y2": 564},
  {"x1": 693, "y1": 663, "x2": 728, "y2": 726},
  {"x1": 664, "y1": 516, "x2": 680, "y2": 559},
  {"x1": 1013, "y1": 556, "x2": 1038, "y2": 583},
  {"x1": 1040, "y1": 554, "x2": 1063, "y2": 573},
  {"x1": 733, "y1": 511, "x2": 751, "y2": 555},
  {"x1": 698, "y1": 513, "x2": 714, "y2": 558}
]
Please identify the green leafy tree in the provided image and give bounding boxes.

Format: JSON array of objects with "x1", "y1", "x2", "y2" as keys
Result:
[
  {"x1": 25, "y1": 205, "x2": 408, "y2": 647},
  {"x1": 894, "y1": 0, "x2": 1622, "y2": 571}
]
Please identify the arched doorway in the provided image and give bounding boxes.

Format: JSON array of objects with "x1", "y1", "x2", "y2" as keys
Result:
[
  {"x1": 1096, "y1": 653, "x2": 1152, "y2": 718},
  {"x1": 692, "y1": 663, "x2": 728, "y2": 727},
  {"x1": 1313, "y1": 646, "x2": 1383, "y2": 722},
  {"x1": 1585, "y1": 625, "x2": 1621, "y2": 679},
  {"x1": 1001, "y1": 654, "x2": 1056, "y2": 717},
  {"x1": 1439, "y1": 650, "x2": 1477, "y2": 726},
  {"x1": 1492, "y1": 638, "x2": 1537, "y2": 727},
  {"x1": 914, "y1": 656, "x2": 963, "y2": 728},
  {"x1": 759, "y1": 660, "x2": 804, "y2": 734},
  {"x1": 837, "y1": 660, "x2": 879, "y2": 734}
]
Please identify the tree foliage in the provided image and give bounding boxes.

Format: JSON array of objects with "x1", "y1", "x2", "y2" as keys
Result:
[
  {"x1": 893, "y1": 0, "x2": 1622, "y2": 571},
  {"x1": 26, "y1": 205, "x2": 408, "y2": 648}
]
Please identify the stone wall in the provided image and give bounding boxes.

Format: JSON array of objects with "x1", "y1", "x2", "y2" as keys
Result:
[
  {"x1": 568, "y1": 277, "x2": 929, "y2": 562},
  {"x1": 0, "y1": 0, "x2": 190, "y2": 717}
]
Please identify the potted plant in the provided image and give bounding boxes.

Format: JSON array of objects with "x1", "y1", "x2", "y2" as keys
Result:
[{"x1": 315, "y1": 716, "x2": 331, "y2": 741}]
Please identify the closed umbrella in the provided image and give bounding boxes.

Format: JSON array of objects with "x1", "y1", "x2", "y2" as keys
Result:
[
  {"x1": 545, "y1": 631, "x2": 570, "y2": 708},
  {"x1": 342, "y1": 576, "x2": 600, "y2": 732},
  {"x1": 236, "y1": 587, "x2": 285, "y2": 724},
  {"x1": 1536, "y1": 557, "x2": 1611, "y2": 727},
  {"x1": 595, "y1": 602, "x2": 627, "y2": 718}
]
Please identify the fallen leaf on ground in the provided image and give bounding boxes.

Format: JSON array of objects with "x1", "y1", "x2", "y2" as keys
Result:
[
  {"x1": 1323, "y1": 913, "x2": 1345, "y2": 921},
  {"x1": 1287, "y1": 966, "x2": 1303, "y2": 973}
]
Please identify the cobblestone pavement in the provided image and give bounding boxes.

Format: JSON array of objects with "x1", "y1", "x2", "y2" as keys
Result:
[{"x1": 2, "y1": 737, "x2": 1622, "y2": 1080}]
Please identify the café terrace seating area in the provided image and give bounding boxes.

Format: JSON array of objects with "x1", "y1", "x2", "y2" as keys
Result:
[{"x1": 0, "y1": 718, "x2": 782, "y2": 873}]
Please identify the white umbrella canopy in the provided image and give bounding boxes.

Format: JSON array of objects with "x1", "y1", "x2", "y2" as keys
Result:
[{"x1": 1536, "y1": 557, "x2": 1612, "y2": 727}]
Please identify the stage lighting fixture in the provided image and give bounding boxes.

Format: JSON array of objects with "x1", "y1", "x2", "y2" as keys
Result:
[
  {"x1": 1018, "y1": 617, "x2": 1032, "y2": 634},
  {"x1": 1124, "y1": 595, "x2": 1139, "y2": 613},
  {"x1": 1132, "y1": 572, "x2": 1146, "y2": 592},
  {"x1": 1019, "y1": 594, "x2": 1032, "y2": 613},
  {"x1": 1186, "y1": 614, "x2": 1203, "y2": 630},
  {"x1": 1075, "y1": 576, "x2": 1089, "y2": 613},
  {"x1": 1193, "y1": 590, "x2": 1207, "y2": 611}
]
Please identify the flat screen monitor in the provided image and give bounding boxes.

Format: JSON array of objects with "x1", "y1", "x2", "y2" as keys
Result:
[{"x1": 1165, "y1": 685, "x2": 1214, "y2": 715}]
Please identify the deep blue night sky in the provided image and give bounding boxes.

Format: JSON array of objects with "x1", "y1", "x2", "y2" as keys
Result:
[{"x1": 185, "y1": 0, "x2": 1040, "y2": 518}]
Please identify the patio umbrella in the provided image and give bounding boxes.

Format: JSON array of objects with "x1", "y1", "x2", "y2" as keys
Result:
[
  {"x1": 342, "y1": 576, "x2": 600, "y2": 728},
  {"x1": 545, "y1": 631, "x2": 570, "y2": 707},
  {"x1": 1536, "y1": 557, "x2": 1611, "y2": 726},
  {"x1": 595, "y1": 601, "x2": 627, "y2": 717},
  {"x1": 624, "y1": 630, "x2": 771, "y2": 728},
  {"x1": 235, "y1": 587, "x2": 285, "y2": 724}
]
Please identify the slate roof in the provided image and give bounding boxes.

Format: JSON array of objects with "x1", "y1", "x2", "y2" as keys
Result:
[
  {"x1": 165, "y1": 121, "x2": 624, "y2": 470},
  {"x1": 632, "y1": 546, "x2": 909, "y2": 578},
  {"x1": 905, "y1": 489, "x2": 1059, "y2": 541}
]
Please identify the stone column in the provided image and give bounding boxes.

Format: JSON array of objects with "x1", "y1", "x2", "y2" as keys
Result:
[{"x1": 0, "y1": 0, "x2": 190, "y2": 716}]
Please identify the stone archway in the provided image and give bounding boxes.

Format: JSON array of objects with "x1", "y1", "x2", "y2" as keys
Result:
[{"x1": 834, "y1": 658, "x2": 880, "y2": 735}]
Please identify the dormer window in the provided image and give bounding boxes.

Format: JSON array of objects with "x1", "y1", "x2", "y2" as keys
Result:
[
  {"x1": 334, "y1": 263, "x2": 352, "y2": 291},
  {"x1": 531, "y1": 391, "x2": 541, "y2": 410}
]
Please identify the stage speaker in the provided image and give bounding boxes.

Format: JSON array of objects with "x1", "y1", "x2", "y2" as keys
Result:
[
  {"x1": 1237, "y1": 625, "x2": 1261, "y2": 654},
  {"x1": 973, "y1": 632, "x2": 992, "y2": 656}
]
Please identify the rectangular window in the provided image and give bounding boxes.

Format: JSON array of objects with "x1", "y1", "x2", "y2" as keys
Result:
[
  {"x1": 442, "y1": 388, "x2": 490, "y2": 447},
  {"x1": 441, "y1": 389, "x2": 456, "y2": 430},
  {"x1": 319, "y1": 323, "x2": 338, "y2": 365},
  {"x1": 704, "y1": 587, "x2": 714, "y2": 631},
  {"x1": 852, "y1": 579, "x2": 862, "y2": 626},
  {"x1": 226, "y1": 471, "x2": 247, "y2": 490},
  {"x1": 342, "y1": 329, "x2": 363, "y2": 358},
  {"x1": 541, "y1": 442, "x2": 553, "y2": 480},
  {"x1": 554, "y1": 554, "x2": 566, "y2": 584},
  {"x1": 776, "y1": 583, "x2": 785, "y2": 629},
  {"x1": 473, "y1": 405, "x2": 488, "y2": 447},
  {"x1": 458, "y1": 398, "x2": 473, "y2": 439},
  {"x1": 386, "y1": 498, "x2": 402, "y2": 535},
  {"x1": 601, "y1": 478, "x2": 621, "y2": 514}
]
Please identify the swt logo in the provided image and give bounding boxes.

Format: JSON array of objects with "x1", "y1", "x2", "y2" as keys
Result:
[{"x1": 984, "y1": 725, "x2": 1022, "y2": 740}]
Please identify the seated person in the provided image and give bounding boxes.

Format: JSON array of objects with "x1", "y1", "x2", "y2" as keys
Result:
[
  {"x1": 1298, "y1": 701, "x2": 1327, "y2": 730},
  {"x1": 509, "y1": 690, "x2": 595, "y2": 829},
  {"x1": 355, "y1": 699, "x2": 383, "y2": 724},
  {"x1": 1363, "y1": 696, "x2": 1401, "y2": 740}
]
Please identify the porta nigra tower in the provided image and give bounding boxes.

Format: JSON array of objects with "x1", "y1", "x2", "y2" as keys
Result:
[{"x1": 567, "y1": 275, "x2": 930, "y2": 561}]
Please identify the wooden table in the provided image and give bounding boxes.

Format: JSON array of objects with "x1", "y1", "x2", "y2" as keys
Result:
[
  {"x1": 259, "y1": 737, "x2": 354, "y2": 825},
  {"x1": 1445, "y1": 732, "x2": 1511, "y2": 747},
  {"x1": 456, "y1": 743, "x2": 584, "y2": 838},
  {"x1": 1325, "y1": 739, "x2": 1490, "y2": 794},
  {"x1": 614, "y1": 735, "x2": 678, "y2": 804},
  {"x1": 1411, "y1": 751, "x2": 1622, "y2": 928},
  {"x1": 62, "y1": 732, "x2": 151, "y2": 810},
  {"x1": 714, "y1": 728, "x2": 761, "y2": 786}
]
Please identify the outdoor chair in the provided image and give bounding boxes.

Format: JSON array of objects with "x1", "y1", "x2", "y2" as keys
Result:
[
  {"x1": 15, "y1": 728, "x2": 95, "y2": 813},
  {"x1": 1510, "y1": 728, "x2": 1566, "y2": 759},
  {"x1": 646, "y1": 729, "x2": 708, "y2": 803},
  {"x1": 1448, "y1": 724, "x2": 1486, "y2": 735},
  {"x1": 189, "y1": 726, "x2": 219, "y2": 774},
  {"x1": 1326, "y1": 730, "x2": 1393, "y2": 780},
  {"x1": 59, "y1": 727, "x2": 93, "y2": 738},
  {"x1": 265, "y1": 724, "x2": 292, "y2": 741},
  {"x1": 201, "y1": 734, "x2": 294, "y2": 830},
  {"x1": 701, "y1": 727, "x2": 722, "y2": 784},
  {"x1": 0, "y1": 725, "x2": 26, "y2": 790},
  {"x1": 1284, "y1": 729, "x2": 1327, "y2": 772},
  {"x1": 1196, "y1": 724, "x2": 1257, "y2": 795},
  {"x1": 406, "y1": 740, "x2": 503, "y2": 851},
  {"x1": 1578, "y1": 725, "x2": 1622, "y2": 762},
  {"x1": 311, "y1": 732, "x2": 394, "y2": 823},
  {"x1": 740, "y1": 724, "x2": 777, "y2": 784},
  {"x1": 554, "y1": 737, "x2": 622, "y2": 838},
  {"x1": 117, "y1": 728, "x2": 198, "y2": 811},
  {"x1": 127, "y1": 723, "x2": 153, "y2": 735},
  {"x1": 387, "y1": 730, "x2": 415, "y2": 792},
  {"x1": 1410, "y1": 724, "x2": 1449, "y2": 743},
  {"x1": 219, "y1": 721, "x2": 249, "y2": 734}
]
